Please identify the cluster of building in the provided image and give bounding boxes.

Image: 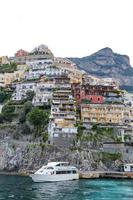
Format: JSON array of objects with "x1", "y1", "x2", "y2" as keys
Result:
[
  {"x1": 1, "y1": 44, "x2": 133, "y2": 150},
  {"x1": 48, "y1": 76, "x2": 77, "y2": 146}
]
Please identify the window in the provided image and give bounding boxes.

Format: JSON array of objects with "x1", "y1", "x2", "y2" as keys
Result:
[
  {"x1": 54, "y1": 133, "x2": 59, "y2": 138},
  {"x1": 56, "y1": 163, "x2": 61, "y2": 166},
  {"x1": 72, "y1": 170, "x2": 77, "y2": 174},
  {"x1": 56, "y1": 170, "x2": 75, "y2": 174},
  {"x1": 126, "y1": 149, "x2": 129, "y2": 153},
  {"x1": 47, "y1": 167, "x2": 54, "y2": 170}
]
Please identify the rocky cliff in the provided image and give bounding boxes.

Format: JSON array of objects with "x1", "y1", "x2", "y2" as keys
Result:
[
  {"x1": 0, "y1": 126, "x2": 132, "y2": 173},
  {"x1": 69, "y1": 47, "x2": 133, "y2": 91}
]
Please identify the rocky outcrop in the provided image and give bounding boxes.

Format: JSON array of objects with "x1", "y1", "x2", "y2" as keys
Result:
[
  {"x1": 0, "y1": 127, "x2": 132, "y2": 173},
  {"x1": 69, "y1": 47, "x2": 133, "y2": 91}
]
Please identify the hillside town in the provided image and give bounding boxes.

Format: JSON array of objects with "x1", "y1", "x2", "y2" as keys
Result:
[{"x1": 0, "y1": 44, "x2": 133, "y2": 172}]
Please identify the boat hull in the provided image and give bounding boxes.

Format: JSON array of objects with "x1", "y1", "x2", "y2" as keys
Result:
[{"x1": 30, "y1": 173, "x2": 79, "y2": 182}]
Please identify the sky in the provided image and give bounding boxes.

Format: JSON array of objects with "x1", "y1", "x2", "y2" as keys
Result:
[{"x1": 0, "y1": 0, "x2": 133, "y2": 63}]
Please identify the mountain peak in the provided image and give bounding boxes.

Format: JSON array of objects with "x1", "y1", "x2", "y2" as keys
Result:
[
  {"x1": 69, "y1": 48, "x2": 133, "y2": 90},
  {"x1": 93, "y1": 47, "x2": 113, "y2": 57}
]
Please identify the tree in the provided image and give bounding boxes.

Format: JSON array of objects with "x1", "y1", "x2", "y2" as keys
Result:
[
  {"x1": 42, "y1": 132, "x2": 48, "y2": 143},
  {"x1": 0, "y1": 90, "x2": 11, "y2": 103},
  {"x1": 0, "y1": 91, "x2": 7, "y2": 103},
  {"x1": 2, "y1": 103, "x2": 15, "y2": 122},
  {"x1": 26, "y1": 90, "x2": 35, "y2": 101},
  {"x1": 0, "y1": 62, "x2": 17, "y2": 73},
  {"x1": 18, "y1": 111, "x2": 26, "y2": 123},
  {"x1": 27, "y1": 107, "x2": 49, "y2": 136},
  {"x1": 0, "y1": 113, "x2": 4, "y2": 123},
  {"x1": 23, "y1": 101, "x2": 32, "y2": 114},
  {"x1": 18, "y1": 101, "x2": 33, "y2": 124},
  {"x1": 21, "y1": 123, "x2": 31, "y2": 135}
]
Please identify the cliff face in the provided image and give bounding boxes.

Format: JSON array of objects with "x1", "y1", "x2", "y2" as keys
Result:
[
  {"x1": 69, "y1": 48, "x2": 133, "y2": 91},
  {"x1": 0, "y1": 127, "x2": 133, "y2": 173}
]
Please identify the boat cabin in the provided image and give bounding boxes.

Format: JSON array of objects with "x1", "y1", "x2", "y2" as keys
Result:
[
  {"x1": 35, "y1": 162, "x2": 78, "y2": 175},
  {"x1": 123, "y1": 163, "x2": 133, "y2": 172}
]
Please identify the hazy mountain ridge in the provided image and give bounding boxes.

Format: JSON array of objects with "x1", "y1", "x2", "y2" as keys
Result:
[{"x1": 69, "y1": 47, "x2": 133, "y2": 91}]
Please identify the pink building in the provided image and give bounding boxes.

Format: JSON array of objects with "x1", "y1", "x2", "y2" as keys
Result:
[
  {"x1": 15, "y1": 49, "x2": 29, "y2": 57},
  {"x1": 72, "y1": 83, "x2": 104, "y2": 104}
]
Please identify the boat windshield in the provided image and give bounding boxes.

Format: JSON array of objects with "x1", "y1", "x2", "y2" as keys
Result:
[
  {"x1": 56, "y1": 163, "x2": 69, "y2": 167},
  {"x1": 46, "y1": 167, "x2": 54, "y2": 170}
]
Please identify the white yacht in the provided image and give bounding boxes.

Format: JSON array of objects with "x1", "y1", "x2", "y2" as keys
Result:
[{"x1": 29, "y1": 162, "x2": 79, "y2": 182}]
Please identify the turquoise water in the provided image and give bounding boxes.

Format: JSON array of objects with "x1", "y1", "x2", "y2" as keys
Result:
[{"x1": 0, "y1": 175, "x2": 133, "y2": 200}]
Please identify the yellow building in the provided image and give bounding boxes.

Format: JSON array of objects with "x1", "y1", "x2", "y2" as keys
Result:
[
  {"x1": 17, "y1": 64, "x2": 28, "y2": 71},
  {"x1": 68, "y1": 68, "x2": 84, "y2": 84},
  {"x1": 54, "y1": 57, "x2": 84, "y2": 84},
  {"x1": 0, "y1": 56, "x2": 10, "y2": 65},
  {"x1": 0, "y1": 74, "x2": 5, "y2": 87},
  {"x1": 54, "y1": 118, "x2": 76, "y2": 128},
  {"x1": 0, "y1": 70, "x2": 25, "y2": 86},
  {"x1": 81, "y1": 104, "x2": 132, "y2": 126},
  {"x1": 4, "y1": 73, "x2": 15, "y2": 85}
]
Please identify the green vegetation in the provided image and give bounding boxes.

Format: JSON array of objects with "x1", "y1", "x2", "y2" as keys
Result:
[
  {"x1": 20, "y1": 123, "x2": 31, "y2": 135},
  {"x1": 76, "y1": 124, "x2": 114, "y2": 148},
  {"x1": 124, "y1": 134, "x2": 131, "y2": 142},
  {"x1": 81, "y1": 99, "x2": 91, "y2": 104},
  {"x1": 0, "y1": 98, "x2": 49, "y2": 140},
  {"x1": 0, "y1": 62, "x2": 17, "y2": 73},
  {"x1": 17, "y1": 101, "x2": 33, "y2": 135},
  {"x1": 23, "y1": 101, "x2": 32, "y2": 114},
  {"x1": 100, "y1": 152, "x2": 122, "y2": 167},
  {"x1": 2, "y1": 102, "x2": 15, "y2": 122},
  {"x1": 18, "y1": 111, "x2": 26, "y2": 123},
  {"x1": 26, "y1": 90, "x2": 35, "y2": 101},
  {"x1": 27, "y1": 107, "x2": 49, "y2": 137},
  {"x1": 41, "y1": 132, "x2": 49, "y2": 143},
  {"x1": 113, "y1": 89, "x2": 123, "y2": 95},
  {"x1": 76, "y1": 122, "x2": 86, "y2": 143},
  {"x1": 0, "y1": 113, "x2": 4, "y2": 123},
  {"x1": 0, "y1": 88, "x2": 12, "y2": 103}
]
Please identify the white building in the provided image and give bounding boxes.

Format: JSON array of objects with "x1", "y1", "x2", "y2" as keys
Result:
[
  {"x1": 32, "y1": 82, "x2": 55, "y2": 106},
  {"x1": 48, "y1": 88, "x2": 77, "y2": 146},
  {"x1": 25, "y1": 70, "x2": 46, "y2": 80},
  {"x1": 26, "y1": 59, "x2": 53, "y2": 70},
  {"x1": 123, "y1": 92, "x2": 133, "y2": 107},
  {"x1": 44, "y1": 65, "x2": 68, "y2": 77},
  {"x1": 12, "y1": 82, "x2": 36, "y2": 101}
]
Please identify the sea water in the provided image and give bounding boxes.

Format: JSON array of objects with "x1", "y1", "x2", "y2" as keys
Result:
[{"x1": 0, "y1": 175, "x2": 133, "y2": 200}]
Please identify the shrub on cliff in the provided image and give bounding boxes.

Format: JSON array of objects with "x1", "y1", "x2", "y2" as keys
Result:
[
  {"x1": 26, "y1": 90, "x2": 35, "y2": 101},
  {"x1": 100, "y1": 152, "x2": 122, "y2": 168},
  {"x1": 2, "y1": 103, "x2": 15, "y2": 122},
  {"x1": 21, "y1": 122, "x2": 31, "y2": 135},
  {"x1": 0, "y1": 90, "x2": 11, "y2": 103},
  {"x1": 18, "y1": 111, "x2": 26, "y2": 123},
  {"x1": 27, "y1": 107, "x2": 49, "y2": 136},
  {"x1": 0, "y1": 62, "x2": 17, "y2": 73},
  {"x1": 23, "y1": 101, "x2": 33, "y2": 114},
  {"x1": 0, "y1": 113, "x2": 4, "y2": 123}
]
